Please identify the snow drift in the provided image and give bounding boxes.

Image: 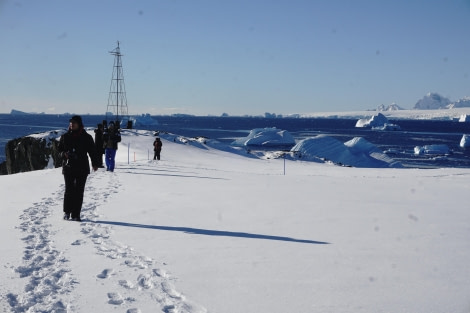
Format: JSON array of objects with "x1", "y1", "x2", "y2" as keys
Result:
[
  {"x1": 291, "y1": 135, "x2": 402, "y2": 168},
  {"x1": 232, "y1": 128, "x2": 295, "y2": 147}
]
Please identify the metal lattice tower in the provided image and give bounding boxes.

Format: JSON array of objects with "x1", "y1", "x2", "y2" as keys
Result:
[{"x1": 106, "y1": 41, "x2": 129, "y2": 127}]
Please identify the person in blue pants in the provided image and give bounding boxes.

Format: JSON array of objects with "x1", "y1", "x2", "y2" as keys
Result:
[{"x1": 102, "y1": 122, "x2": 121, "y2": 172}]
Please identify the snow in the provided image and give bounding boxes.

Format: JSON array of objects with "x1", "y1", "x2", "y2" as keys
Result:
[
  {"x1": 28, "y1": 129, "x2": 67, "y2": 146},
  {"x1": 231, "y1": 127, "x2": 295, "y2": 147},
  {"x1": 355, "y1": 113, "x2": 390, "y2": 128},
  {"x1": 2, "y1": 129, "x2": 470, "y2": 313},
  {"x1": 460, "y1": 134, "x2": 470, "y2": 148}
]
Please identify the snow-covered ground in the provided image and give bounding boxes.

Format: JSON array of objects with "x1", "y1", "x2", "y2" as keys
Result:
[{"x1": 1, "y1": 129, "x2": 470, "y2": 313}]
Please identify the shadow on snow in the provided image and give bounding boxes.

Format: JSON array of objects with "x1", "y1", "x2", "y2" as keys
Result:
[
  {"x1": 93, "y1": 220, "x2": 330, "y2": 245},
  {"x1": 116, "y1": 168, "x2": 228, "y2": 180}
]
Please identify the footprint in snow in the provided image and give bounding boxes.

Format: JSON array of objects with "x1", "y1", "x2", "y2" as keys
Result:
[
  {"x1": 97, "y1": 268, "x2": 114, "y2": 279},
  {"x1": 119, "y1": 279, "x2": 135, "y2": 289},
  {"x1": 153, "y1": 268, "x2": 168, "y2": 278},
  {"x1": 71, "y1": 239, "x2": 86, "y2": 246},
  {"x1": 107, "y1": 292, "x2": 124, "y2": 305}
]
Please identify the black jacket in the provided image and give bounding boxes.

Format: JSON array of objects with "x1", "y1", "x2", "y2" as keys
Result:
[
  {"x1": 94, "y1": 128, "x2": 104, "y2": 150},
  {"x1": 58, "y1": 128, "x2": 99, "y2": 175},
  {"x1": 103, "y1": 129, "x2": 121, "y2": 150},
  {"x1": 153, "y1": 139, "x2": 162, "y2": 151}
]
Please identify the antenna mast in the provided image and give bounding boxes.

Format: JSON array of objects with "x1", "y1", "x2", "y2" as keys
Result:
[{"x1": 106, "y1": 41, "x2": 129, "y2": 128}]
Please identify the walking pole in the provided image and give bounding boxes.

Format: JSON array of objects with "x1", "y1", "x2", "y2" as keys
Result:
[
  {"x1": 128, "y1": 143, "x2": 130, "y2": 164},
  {"x1": 283, "y1": 153, "x2": 286, "y2": 176}
]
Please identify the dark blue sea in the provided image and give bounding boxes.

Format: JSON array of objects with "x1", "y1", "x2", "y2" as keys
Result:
[{"x1": 1, "y1": 114, "x2": 470, "y2": 168}]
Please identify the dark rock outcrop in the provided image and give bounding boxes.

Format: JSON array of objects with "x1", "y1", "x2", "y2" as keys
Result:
[{"x1": 0, "y1": 130, "x2": 65, "y2": 175}]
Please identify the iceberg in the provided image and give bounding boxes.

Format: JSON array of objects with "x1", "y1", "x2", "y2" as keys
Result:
[
  {"x1": 131, "y1": 114, "x2": 159, "y2": 127},
  {"x1": 355, "y1": 113, "x2": 391, "y2": 128},
  {"x1": 414, "y1": 144, "x2": 451, "y2": 156},
  {"x1": 232, "y1": 128, "x2": 295, "y2": 147},
  {"x1": 10, "y1": 109, "x2": 31, "y2": 115},
  {"x1": 459, "y1": 114, "x2": 470, "y2": 122},
  {"x1": 371, "y1": 123, "x2": 401, "y2": 131},
  {"x1": 460, "y1": 135, "x2": 470, "y2": 148},
  {"x1": 291, "y1": 135, "x2": 402, "y2": 168}
]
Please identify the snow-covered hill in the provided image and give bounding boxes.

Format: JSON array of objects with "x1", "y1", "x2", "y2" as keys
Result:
[
  {"x1": 1, "y1": 130, "x2": 470, "y2": 313},
  {"x1": 448, "y1": 96, "x2": 470, "y2": 109},
  {"x1": 413, "y1": 92, "x2": 451, "y2": 110},
  {"x1": 376, "y1": 103, "x2": 404, "y2": 111}
]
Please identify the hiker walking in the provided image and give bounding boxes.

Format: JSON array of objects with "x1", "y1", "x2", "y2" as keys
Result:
[
  {"x1": 103, "y1": 121, "x2": 121, "y2": 172},
  {"x1": 58, "y1": 115, "x2": 99, "y2": 221},
  {"x1": 153, "y1": 137, "x2": 163, "y2": 160},
  {"x1": 94, "y1": 123, "x2": 104, "y2": 168}
]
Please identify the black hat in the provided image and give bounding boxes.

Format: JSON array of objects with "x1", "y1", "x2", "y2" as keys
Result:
[{"x1": 69, "y1": 115, "x2": 83, "y2": 126}]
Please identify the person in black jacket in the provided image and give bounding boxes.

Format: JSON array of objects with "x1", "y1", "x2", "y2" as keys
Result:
[
  {"x1": 94, "y1": 123, "x2": 105, "y2": 168},
  {"x1": 153, "y1": 137, "x2": 162, "y2": 160},
  {"x1": 58, "y1": 115, "x2": 99, "y2": 221},
  {"x1": 102, "y1": 121, "x2": 121, "y2": 172}
]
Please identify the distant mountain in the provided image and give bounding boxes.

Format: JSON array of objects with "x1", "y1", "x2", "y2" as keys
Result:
[
  {"x1": 376, "y1": 103, "x2": 404, "y2": 111},
  {"x1": 413, "y1": 93, "x2": 451, "y2": 110},
  {"x1": 447, "y1": 97, "x2": 470, "y2": 109}
]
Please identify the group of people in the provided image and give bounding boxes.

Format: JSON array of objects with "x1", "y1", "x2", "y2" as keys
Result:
[
  {"x1": 93, "y1": 121, "x2": 122, "y2": 171},
  {"x1": 58, "y1": 115, "x2": 162, "y2": 222}
]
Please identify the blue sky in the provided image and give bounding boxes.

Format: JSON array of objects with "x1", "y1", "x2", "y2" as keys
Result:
[{"x1": 1, "y1": 0, "x2": 469, "y2": 115}]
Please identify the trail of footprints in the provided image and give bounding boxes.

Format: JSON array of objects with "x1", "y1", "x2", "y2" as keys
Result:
[
  {"x1": 7, "y1": 191, "x2": 75, "y2": 313},
  {"x1": 9, "y1": 171, "x2": 205, "y2": 313}
]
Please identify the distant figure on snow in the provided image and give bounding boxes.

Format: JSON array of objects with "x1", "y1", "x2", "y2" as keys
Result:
[
  {"x1": 153, "y1": 137, "x2": 163, "y2": 160},
  {"x1": 58, "y1": 115, "x2": 99, "y2": 221},
  {"x1": 102, "y1": 121, "x2": 121, "y2": 172},
  {"x1": 94, "y1": 123, "x2": 104, "y2": 168}
]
